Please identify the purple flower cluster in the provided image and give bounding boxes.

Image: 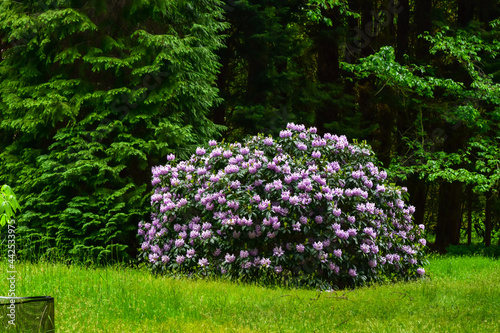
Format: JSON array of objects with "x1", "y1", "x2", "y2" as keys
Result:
[{"x1": 140, "y1": 124, "x2": 427, "y2": 288}]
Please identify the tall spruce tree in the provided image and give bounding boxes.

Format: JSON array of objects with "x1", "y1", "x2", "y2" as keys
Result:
[{"x1": 0, "y1": 0, "x2": 227, "y2": 262}]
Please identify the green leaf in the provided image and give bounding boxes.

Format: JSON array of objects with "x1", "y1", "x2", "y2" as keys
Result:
[{"x1": 0, "y1": 215, "x2": 8, "y2": 227}]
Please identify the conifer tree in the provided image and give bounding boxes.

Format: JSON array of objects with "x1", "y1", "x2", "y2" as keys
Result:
[{"x1": 0, "y1": 0, "x2": 227, "y2": 261}]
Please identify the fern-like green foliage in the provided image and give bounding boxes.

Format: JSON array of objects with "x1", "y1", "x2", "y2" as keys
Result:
[{"x1": 0, "y1": 0, "x2": 228, "y2": 263}]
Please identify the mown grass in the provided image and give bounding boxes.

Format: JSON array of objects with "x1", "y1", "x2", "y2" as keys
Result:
[{"x1": 1, "y1": 255, "x2": 499, "y2": 332}]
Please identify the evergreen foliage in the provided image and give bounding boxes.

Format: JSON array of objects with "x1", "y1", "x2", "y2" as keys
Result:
[{"x1": 0, "y1": 0, "x2": 227, "y2": 262}]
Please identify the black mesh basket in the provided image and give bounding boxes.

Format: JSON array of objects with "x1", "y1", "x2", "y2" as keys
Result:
[{"x1": 0, "y1": 296, "x2": 55, "y2": 332}]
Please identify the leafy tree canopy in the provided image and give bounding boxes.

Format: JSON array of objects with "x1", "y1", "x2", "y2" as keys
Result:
[{"x1": 342, "y1": 21, "x2": 500, "y2": 196}]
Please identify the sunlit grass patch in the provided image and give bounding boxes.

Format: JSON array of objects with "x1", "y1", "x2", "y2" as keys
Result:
[{"x1": 1, "y1": 256, "x2": 498, "y2": 332}]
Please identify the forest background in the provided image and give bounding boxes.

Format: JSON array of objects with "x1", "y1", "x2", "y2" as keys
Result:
[{"x1": 0, "y1": 0, "x2": 499, "y2": 263}]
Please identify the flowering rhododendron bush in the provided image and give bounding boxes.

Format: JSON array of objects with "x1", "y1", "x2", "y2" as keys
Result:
[{"x1": 139, "y1": 124, "x2": 427, "y2": 288}]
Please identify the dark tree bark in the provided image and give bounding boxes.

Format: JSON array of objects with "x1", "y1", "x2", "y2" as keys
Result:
[
  {"x1": 359, "y1": 0, "x2": 374, "y2": 59},
  {"x1": 396, "y1": 0, "x2": 409, "y2": 61},
  {"x1": 212, "y1": 35, "x2": 234, "y2": 126},
  {"x1": 314, "y1": 8, "x2": 340, "y2": 133},
  {"x1": 407, "y1": 174, "x2": 426, "y2": 227},
  {"x1": 435, "y1": 181, "x2": 462, "y2": 251},
  {"x1": 376, "y1": 103, "x2": 395, "y2": 166},
  {"x1": 485, "y1": 191, "x2": 493, "y2": 247},
  {"x1": 414, "y1": 0, "x2": 432, "y2": 59},
  {"x1": 467, "y1": 186, "x2": 472, "y2": 245},
  {"x1": 457, "y1": 0, "x2": 475, "y2": 27},
  {"x1": 477, "y1": 0, "x2": 500, "y2": 23},
  {"x1": 316, "y1": 9, "x2": 339, "y2": 85},
  {"x1": 246, "y1": 45, "x2": 268, "y2": 106}
]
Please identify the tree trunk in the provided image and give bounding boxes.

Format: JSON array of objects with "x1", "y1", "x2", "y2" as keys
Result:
[
  {"x1": 467, "y1": 186, "x2": 472, "y2": 245},
  {"x1": 376, "y1": 103, "x2": 394, "y2": 166},
  {"x1": 246, "y1": 49, "x2": 267, "y2": 106},
  {"x1": 212, "y1": 36, "x2": 233, "y2": 126},
  {"x1": 414, "y1": 0, "x2": 432, "y2": 59},
  {"x1": 477, "y1": 0, "x2": 499, "y2": 24},
  {"x1": 396, "y1": 0, "x2": 409, "y2": 61},
  {"x1": 485, "y1": 191, "x2": 493, "y2": 247},
  {"x1": 435, "y1": 181, "x2": 462, "y2": 251},
  {"x1": 407, "y1": 174, "x2": 426, "y2": 227},
  {"x1": 314, "y1": 8, "x2": 340, "y2": 133},
  {"x1": 457, "y1": 0, "x2": 475, "y2": 27}
]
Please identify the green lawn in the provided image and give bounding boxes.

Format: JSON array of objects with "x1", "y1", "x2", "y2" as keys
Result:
[{"x1": 1, "y1": 256, "x2": 499, "y2": 332}]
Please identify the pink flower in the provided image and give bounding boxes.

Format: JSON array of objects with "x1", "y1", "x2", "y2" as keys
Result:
[
  {"x1": 176, "y1": 255, "x2": 185, "y2": 264},
  {"x1": 273, "y1": 246, "x2": 284, "y2": 257},
  {"x1": 260, "y1": 258, "x2": 271, "y2": 267},
  {"x1": 313, "y1": 241, "x2": 323, "y2": 251},
  {"x1": 198, "y1": 258, "x2": 209, "y2": 267},
  {"x1": 225, "y1": 253, "x2": 236, "y2": 263},
  {"x1": 348, "y1": 228, "x2": 357, "y2": 237},
  {"x1": 279, "y1": 130, "x2": 292, "y2": 138},
  {"x1": 329, "y1": 263, "x2": 340, "y2": 274},
  {"x1": 258, "y1": 199, "x2": 270, "y2": 211},
  {"x1": 263, "y1": 137, "x2": 274, "y2": 146}
]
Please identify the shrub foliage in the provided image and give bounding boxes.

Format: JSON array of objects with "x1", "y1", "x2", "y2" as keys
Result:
[{"x1": 140, "y1": 124, "x2": 427, "y2": 288}]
